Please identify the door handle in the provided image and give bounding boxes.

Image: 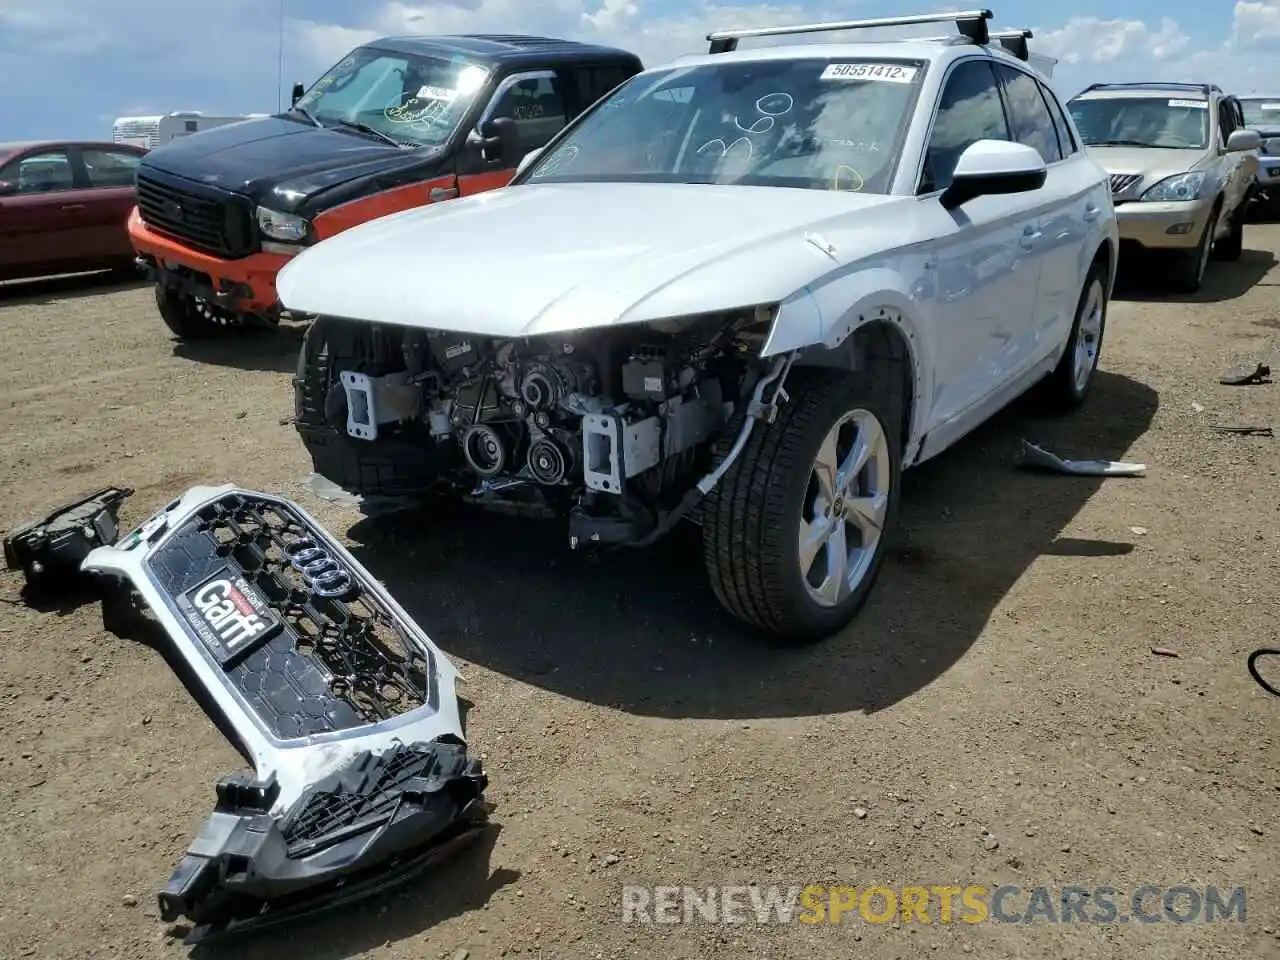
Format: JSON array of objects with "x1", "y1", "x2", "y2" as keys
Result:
[
  {"x1": 428, "y1": 186, "x2": 458, "y2": 202},
  {"x1": 61, "y1": 203, "x2": 86, "y2": 212},
  {"x1": 1083, "y1": 204, "x2": 1101, "y2": 222},
  {"x1": 1019, "y1": 226, "x2": 1042, "y2": 250}
]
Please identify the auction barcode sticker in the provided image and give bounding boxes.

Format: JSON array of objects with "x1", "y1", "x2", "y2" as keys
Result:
[
  {"x1": 820, "y1": 62, "x2": 918, "y2": 83},
  {"x1": 1168, "y1": 98, "x2": 1208, "y2": 109},
  {"x1": 418, "y1": 85, "x2": 459, "y2": 101}
]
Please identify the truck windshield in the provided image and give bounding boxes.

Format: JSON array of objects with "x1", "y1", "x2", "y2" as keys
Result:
[
  {"x1": 524, "y1": 58, "x2": 923, "y2": 193},
  {"x1": 1068, "y1": 96, "x2": 1209, "y2": 150},
  {"x1": 1240, "y1": 99, "x2": 1280, "y2": 129},
  {"x1": 294, "y1": 46, "x2": 490, "y2": 147}
]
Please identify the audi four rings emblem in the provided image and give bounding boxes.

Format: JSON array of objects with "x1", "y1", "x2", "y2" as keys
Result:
[{"x1": 282, "y1": 537, "x2": 354, "y2": 597}]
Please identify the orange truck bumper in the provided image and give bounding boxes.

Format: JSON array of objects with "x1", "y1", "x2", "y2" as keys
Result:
[{"x1": 127, "y1": 207, "x2": 294, "y2": 316}]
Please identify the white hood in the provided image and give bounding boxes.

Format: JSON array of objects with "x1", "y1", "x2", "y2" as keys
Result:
[{"x1": 276, "y1": 182, "x2": 899, "y2": 337}]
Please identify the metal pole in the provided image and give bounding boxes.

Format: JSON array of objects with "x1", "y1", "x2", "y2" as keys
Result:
[{"x1": 276, "y1": 0, "x2": 285, "y2": 112}]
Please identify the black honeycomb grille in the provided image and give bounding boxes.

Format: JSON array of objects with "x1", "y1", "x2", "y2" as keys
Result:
[{"x1": 147, "y1": 492, "x2": 434, "y2": 739}]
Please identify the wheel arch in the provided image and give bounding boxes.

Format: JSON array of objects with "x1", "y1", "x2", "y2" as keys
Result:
[{"x1": 763, "y1": 278, "x2": 925, "y2": 461}]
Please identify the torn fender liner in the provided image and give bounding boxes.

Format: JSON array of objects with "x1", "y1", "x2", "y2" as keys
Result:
[{"x1": 80, "y1": 485, "x2": 487, "y2": 943}]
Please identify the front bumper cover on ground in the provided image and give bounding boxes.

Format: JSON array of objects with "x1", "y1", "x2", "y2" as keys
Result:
[{"x1": 80, "y1": 485, "x2": 487, "y2": 944}]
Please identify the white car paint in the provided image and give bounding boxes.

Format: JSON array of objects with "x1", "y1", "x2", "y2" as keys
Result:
[{"x1": 277, "y1": 36, "x2": 1117, "y2": 470}]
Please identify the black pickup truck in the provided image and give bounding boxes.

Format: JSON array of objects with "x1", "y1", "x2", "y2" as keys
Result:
[{"x1": 128, "y1": 35, "x2": 643, "y2": 338}]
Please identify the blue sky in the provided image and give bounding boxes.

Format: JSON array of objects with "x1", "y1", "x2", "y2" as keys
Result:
[{"x1": 1, "y1": 0, "x2": 1277, "y2": 139}]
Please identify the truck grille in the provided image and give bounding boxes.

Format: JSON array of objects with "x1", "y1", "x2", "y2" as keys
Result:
[
  {"x1": 1109, "y1": 173, "x2": 1142, "y2": 195},
  {"x1": 136, "y1": 171, "x2": 256, "y2": 259}
]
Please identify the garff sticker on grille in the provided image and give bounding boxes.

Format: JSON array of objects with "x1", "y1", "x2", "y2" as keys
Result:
[
  {"x1": 177, "y1": 567, "x2": 281, "y2": 666},
  {"x1": 1168, "y1": 99, "x2": 1208, "y2": 109},
  {"x1": 820, "y1": 63, "x2": 918, "y2": 83}
]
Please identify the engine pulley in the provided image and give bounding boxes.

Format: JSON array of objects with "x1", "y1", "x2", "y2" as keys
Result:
[
  {"x1": 527, "y1": 437, "x2": 569, "y2": 485},
  {"x1": 462, "y1": 424, "x2": 507, "y2": 477}
]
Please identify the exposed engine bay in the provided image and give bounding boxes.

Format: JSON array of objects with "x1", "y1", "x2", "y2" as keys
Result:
[{"x1": 304, "y1": 307, "x2": 784, "y2": 545}]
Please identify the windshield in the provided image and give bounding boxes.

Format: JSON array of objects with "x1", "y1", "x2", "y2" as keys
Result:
[
  {"x1": 294, "y1": 46, "x2": 490, "y2": 147},
  {"x1": 1240, "y1": 99, "x2": 1280, "y2": 128},
  {"x1": 525, "y1": 58, "x2": 924, "y2": 193},
  {"x1": 1067, "y1": 96, "x2": 1209, "y2": 150}
]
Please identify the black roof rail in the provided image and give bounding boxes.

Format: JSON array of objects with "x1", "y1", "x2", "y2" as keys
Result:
[
  {"x1": 1075, "y1": 81, "x2": 1218, "y2": 98},
  {"x1": 705, "y1": 9, "x2": 993, "y2": 54},
  {"x1": 989, "y1": 27, "x2": 1032, "y2": 61}
]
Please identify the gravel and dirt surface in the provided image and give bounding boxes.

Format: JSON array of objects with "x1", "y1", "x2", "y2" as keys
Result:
[{"x1": 2, "y1": 230, "x2": 1279, "y2": 960}]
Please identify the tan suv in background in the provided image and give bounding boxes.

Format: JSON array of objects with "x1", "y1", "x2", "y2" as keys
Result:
[{"x1": 1067, "y1": 82, "x2": 1260, "y2": 292}]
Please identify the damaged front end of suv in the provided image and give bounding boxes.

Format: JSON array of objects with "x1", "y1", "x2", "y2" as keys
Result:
[
  {"x1": 78, "y1": 486, "x2": 488, "y2": 944},
  {"x1": 295, "y1": 305, "x2": 792, "y2": 547}
]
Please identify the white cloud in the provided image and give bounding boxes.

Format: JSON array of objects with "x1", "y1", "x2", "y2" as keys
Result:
[
  {"x1": 1233, "y1": 0, "x2": 1280, "y2": 49},
  {"x1": 1034, "y1": 16, "x2": 1190, "y2": 66},
  {"x1": 298, "y1": 1, "x2": 879, "y2": 72},
  {"x1": 2, "y1": 0, "x2": 1279, "y2": 134},
  {"x1": 1037, "y1": 3, "x2": 1280, "y2": 96}
]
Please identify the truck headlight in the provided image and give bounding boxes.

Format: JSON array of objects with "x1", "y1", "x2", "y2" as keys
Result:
[
  {"x1": 256, "y1": 206, "x2": 310, "y2": 243},
  {"x1": 1139, "y1": 171, "x2": 1206, "y2": 202}
]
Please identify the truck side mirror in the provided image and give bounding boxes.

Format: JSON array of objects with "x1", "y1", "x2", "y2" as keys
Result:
[
  {"x1": 291, "y1": 82, "x2": 305, "y2": 107},
  {"x1": 478, "y1": 117, "x2": 520, "y2": 165}
]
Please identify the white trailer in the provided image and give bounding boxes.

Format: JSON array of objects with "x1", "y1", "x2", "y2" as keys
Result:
[{"x1": 111, "y1": 111, "x2": 268, "y2": 150}]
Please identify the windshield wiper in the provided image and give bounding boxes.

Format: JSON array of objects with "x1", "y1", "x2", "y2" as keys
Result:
[
  {"x1": 1088, "y1": 139, "x2": 1158, "y2": 147},
  {"x1": 332, "y1": 119, "x2": 403, "y2": 148},
  {"x1": 290, "y1": 105, "x2": 322, "y2": 128}
]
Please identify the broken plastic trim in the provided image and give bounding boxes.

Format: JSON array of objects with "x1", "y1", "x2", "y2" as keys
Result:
[
  {"x1": 80, "y1": 484, "x2": 486, "y2": 943},
  {"x1": 3, "y1": 486, "x2": 133, "y2": 587},
  {"x1": 1015, "y1": 440, "x2": 1147, "y2": 477}
]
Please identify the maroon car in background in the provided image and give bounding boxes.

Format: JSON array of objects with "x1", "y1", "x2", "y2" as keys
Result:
[{"x1": 0, "y1": 140, "x2": 147, "y2": 282}]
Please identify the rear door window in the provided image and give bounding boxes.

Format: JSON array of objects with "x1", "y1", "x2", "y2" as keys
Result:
[
  {"x1": 575, "y1": 65, "x2": 633, "y2": 107},
  {"x1": 81, "y1": 148, "x2": 142, "y2": 188}
]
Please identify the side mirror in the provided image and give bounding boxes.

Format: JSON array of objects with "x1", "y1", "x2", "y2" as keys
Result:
[
  {"x1": 0, "y1": 180, "x2": 15, "y2": 197},
  {"x1": 478, "y1": 116, "x2": 520, "y2": 165},
  {"x1": 514, "y1": 147, "x2": 543, "y2": 179},
  {"x1": 1227, "y1": 129, "x2": 1262, "y2": 153},
  {"x1": 291, "y1": 82, "x2": 305, "y2": 107},
  {"x1": 940, "y1": 139, "x2": 1047, "y2": 211}
]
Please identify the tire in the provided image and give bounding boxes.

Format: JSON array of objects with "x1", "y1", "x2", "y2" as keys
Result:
[
  {"x1": 154, "y1": 285, "x2": 252, "y2": 339},
  {"x1": 1171, "y1": 202, "x2": 1219, "y2": 293},
  {"x1": 294, "y1": 316, "x2": 450, "y2": 496},
  {"x1": 1037, "y1": 260, "x2": 1108, "y2": 413},
  {"x1": 701, "y1": 367, "x2": 902, "y2": 643},
  {"x1": 1212, "y1": 203, "x2": 1245, "y2": 262}
]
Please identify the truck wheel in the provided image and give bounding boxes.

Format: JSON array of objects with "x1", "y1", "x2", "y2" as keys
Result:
[
  {"x1": 701, "y1": 368, "x2": 902, "y2": 643},
  {"x1": 1171, "y1": 201, "x2": 1218, "y2": 293},
  {"x1": 294, "y1": 316, "x2": 451, "y2": 497},
  {"x1": 154, "y1": 286, "x2": 250, "y2": 339},
  {"x1": 1037, "y1": 260, "x2": 1108, "y2": 413}
]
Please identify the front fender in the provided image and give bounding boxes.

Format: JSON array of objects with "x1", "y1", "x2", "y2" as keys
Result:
[
  {"x1": 761, "y1": 265, "x2": 931, "y2": 457},
  {"x1": 761, "y1": 267, "x2": 927, "y2": 356}
]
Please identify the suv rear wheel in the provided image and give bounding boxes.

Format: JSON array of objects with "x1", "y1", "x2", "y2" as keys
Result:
[{"x1": 701, "y1": 368, "x2": 902, "y2": 643}]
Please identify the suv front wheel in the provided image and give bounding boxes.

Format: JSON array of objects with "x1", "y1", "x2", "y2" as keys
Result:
[
  {"x1": 702, "y1": 368, "x2": 902, "y2": 643},
  {"x1": 1171, "y1": 200, "x2": 1221, "y2": 293}
]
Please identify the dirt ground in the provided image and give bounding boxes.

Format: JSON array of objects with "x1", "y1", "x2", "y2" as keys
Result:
[{"x1": 1, "y1": 228, "x2": 1279, "y2": 960}]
